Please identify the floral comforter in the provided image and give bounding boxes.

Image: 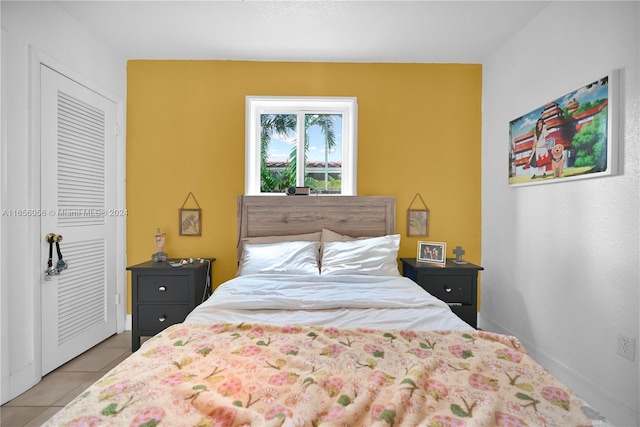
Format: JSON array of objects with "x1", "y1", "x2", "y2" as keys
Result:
[{"x1": 44, "y1": 323, "x2": 595, "y2": 426}]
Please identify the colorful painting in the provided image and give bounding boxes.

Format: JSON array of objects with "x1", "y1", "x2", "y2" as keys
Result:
[{"x1": 508, "y1": 71, "x2": 618, "y2": 186}]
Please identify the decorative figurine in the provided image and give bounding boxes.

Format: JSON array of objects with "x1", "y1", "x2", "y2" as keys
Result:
[
  {"x1": 152, "y1": 228, "x2": 168, "y2": 262},
  {"x1": 452, "y1": 246, "x2": 468, "y2": 264}
]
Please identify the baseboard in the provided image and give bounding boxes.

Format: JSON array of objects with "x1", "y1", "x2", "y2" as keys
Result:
[
  {"x1": 7, "y1": 363, "x2": 38, "y2": 404},
  {"x1": 125, "y1": 314, "x2": 132, "y2": 331},
  {"x1": 479, "y1": 315, "x2": 637, "y2": 426}
]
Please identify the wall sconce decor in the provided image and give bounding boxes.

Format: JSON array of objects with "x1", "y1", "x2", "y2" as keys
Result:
[
  {"x1": 407, "y1": 193, "x2": 429, "y2": 237},
  {"x1": 179, "y1": 192, "x2": 202, "y2": 236}
]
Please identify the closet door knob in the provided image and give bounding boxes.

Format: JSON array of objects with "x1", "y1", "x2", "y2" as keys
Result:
[
  {"x1": 158, "y1": 286, "x2": 166, "y2": 292},
  {"x1": 444, "y1": 286, "x2": 452, "y2": 293},
  {"x1": 158, "y1": 316, "x2": 166, "y2": 322}
]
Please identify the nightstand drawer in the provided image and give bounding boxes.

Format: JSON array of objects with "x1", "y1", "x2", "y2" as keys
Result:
[
  {"x1": 418, "y1": 274, "x2": 474, "y2": 303},
  {"x1": 450, "y1": 305, "x2": 477, "y2": 327},
  {"x1": 128, "y1": 258, "x2": 215, "y2": 351},
  {"x1": 401, "y1": 258, "x2": 482, "y2": 330},
  {"x1": 138, "y1": 304, "x2": 191, "y2": 330},
  {"x1": 137, "y1": 275, "x2": 190, "y2": 302}
]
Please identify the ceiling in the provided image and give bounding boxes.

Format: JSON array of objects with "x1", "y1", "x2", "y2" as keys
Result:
[{"x1": 54, "y1": 1, "x2": 552, "y2": 63}]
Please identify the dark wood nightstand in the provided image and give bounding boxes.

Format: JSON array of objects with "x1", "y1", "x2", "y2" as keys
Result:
[
  {"x1": 127, "y1": 259, "x2": 215, "y2": 351},
  {"x1": 400, "y1": 258, "x2": 483, "y2": 328}
]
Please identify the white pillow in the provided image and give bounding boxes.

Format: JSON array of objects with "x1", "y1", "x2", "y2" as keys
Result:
[
  {"x1": 320, "y1": 234, "x2": 401, "y2": 276},
  {"x1": 237, "y1": 232, "x2": 321, "y2": 271},
  {"x1": 238, "y1": 241, "x2": 321, "y2": 276}
]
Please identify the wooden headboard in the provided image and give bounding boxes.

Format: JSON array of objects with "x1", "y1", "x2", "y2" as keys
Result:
[{"x1": 237, "y1": 196, "x2": 396, "y2": 256}]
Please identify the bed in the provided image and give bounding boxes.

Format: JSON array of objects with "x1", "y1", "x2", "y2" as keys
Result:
[{"x1": 44, "y1": 196, "x2": 610, "y2": 426}]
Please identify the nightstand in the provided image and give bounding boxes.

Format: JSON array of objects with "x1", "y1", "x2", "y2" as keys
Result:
[
  {"x1": 400, "y1": 258, "x2": 483, "y2": 328},
  {"x1": 127, "y1": 259, "x2": 215, "y2": 351}
]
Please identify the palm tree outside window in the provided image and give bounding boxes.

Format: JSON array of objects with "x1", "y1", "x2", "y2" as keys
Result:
[{"x1": 245, "y1": 97, "x2": 357, "y2": 196}]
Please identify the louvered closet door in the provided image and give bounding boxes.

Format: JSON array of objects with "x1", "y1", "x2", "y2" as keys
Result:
[{"x1": 40, "y1": 65, "x2": 117, "y2": 375}]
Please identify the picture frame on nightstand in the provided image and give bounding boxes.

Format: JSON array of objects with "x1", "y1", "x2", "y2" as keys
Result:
[{"x1": 417, "y1": 241, "x2": 446, "y2": 265}]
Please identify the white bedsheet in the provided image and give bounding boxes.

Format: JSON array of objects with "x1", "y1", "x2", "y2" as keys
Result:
[{"x1": 185, "y1": 273, "x2": 473, "y2": 330}]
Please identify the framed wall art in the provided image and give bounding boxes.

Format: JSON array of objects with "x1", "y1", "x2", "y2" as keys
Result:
[
  {"x1": 179, "y1": 192, "x2": 202, "y2": 236},
  {"x1": 407, "y1": 193, "x2": 429, "y2": 237},
  {"x1": 508, "y1": 70, "x2": 619, "y2": 186},
  {"x1": 417, "y1": 241, "x2": 446, "y2": 265},
  {"x1": 179, "y1": 209, "x2": 201, "y2": 236}
]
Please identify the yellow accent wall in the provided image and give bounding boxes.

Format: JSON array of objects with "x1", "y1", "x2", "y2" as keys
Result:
[{"x1": 126, "y1": 60, "x2": 482, "y2": 313}]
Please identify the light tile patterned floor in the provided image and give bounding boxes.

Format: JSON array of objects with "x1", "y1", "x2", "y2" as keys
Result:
[{"x1": 1, "y1": 331, "x2": 132, "y2": 426}]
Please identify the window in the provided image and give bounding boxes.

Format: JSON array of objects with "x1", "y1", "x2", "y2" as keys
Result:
[{"x1": 245, "y1": 96, "x2": 357, "y2": 195}]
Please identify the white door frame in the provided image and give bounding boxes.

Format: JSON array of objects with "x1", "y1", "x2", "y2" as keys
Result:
[
  {"x1": 0, "y1": 27, "x2": 8, "y2": 405},
  {"x1": 28, "y1": 47, "x2": 126, "y2": 382}
]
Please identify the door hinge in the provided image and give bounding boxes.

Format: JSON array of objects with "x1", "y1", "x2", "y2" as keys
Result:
[{"x1": 115, "y1": 293, "x2": 121, "y2": 305}]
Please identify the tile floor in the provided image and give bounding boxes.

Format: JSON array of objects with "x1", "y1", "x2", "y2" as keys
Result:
[{"x1": 1, "y1": 331, "x2": 132, "y2": 427}]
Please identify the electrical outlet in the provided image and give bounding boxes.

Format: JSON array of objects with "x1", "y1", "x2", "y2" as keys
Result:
[{"x1": 617, "y1": 334, "x2": 636, "y2": 361}]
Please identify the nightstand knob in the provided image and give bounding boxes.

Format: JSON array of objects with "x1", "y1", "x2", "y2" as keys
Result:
[
  {"x1": 158, "y1": 316, "x2": 166, "y2": 322},
  {"x1": 444, "y1": 286, "x2": 452, "y2": 293},
  {"x1": 158, "y1": 286, "x2": 166, "y2": 292}
]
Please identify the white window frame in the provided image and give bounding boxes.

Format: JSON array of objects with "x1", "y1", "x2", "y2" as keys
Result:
[{"x1": 245, "y1": 96, "x2": 358, "y2": 195}]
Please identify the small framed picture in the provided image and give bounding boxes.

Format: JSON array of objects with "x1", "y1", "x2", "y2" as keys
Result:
[
  {"x1": 407, "y1": 208, "x2": 429, "y2": 237},
  {"x1": 417, "y1": 241, "x2": 446, "y2": 265},
  {"x1": 179, "y1": 208, "x2": 201, "y2": 236}
]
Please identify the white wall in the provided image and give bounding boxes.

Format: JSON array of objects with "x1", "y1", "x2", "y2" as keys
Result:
[
  {"x1": 0, "y1": 1, "x2": 126, "y2": 402},
  {"x1": 481, "y1": 2, "x2": 639, "y2": 426}
]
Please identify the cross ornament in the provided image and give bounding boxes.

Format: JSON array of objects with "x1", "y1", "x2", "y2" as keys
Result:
[{"x1": 453, "y1": 246, "x2": 467, "y2": 264}]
